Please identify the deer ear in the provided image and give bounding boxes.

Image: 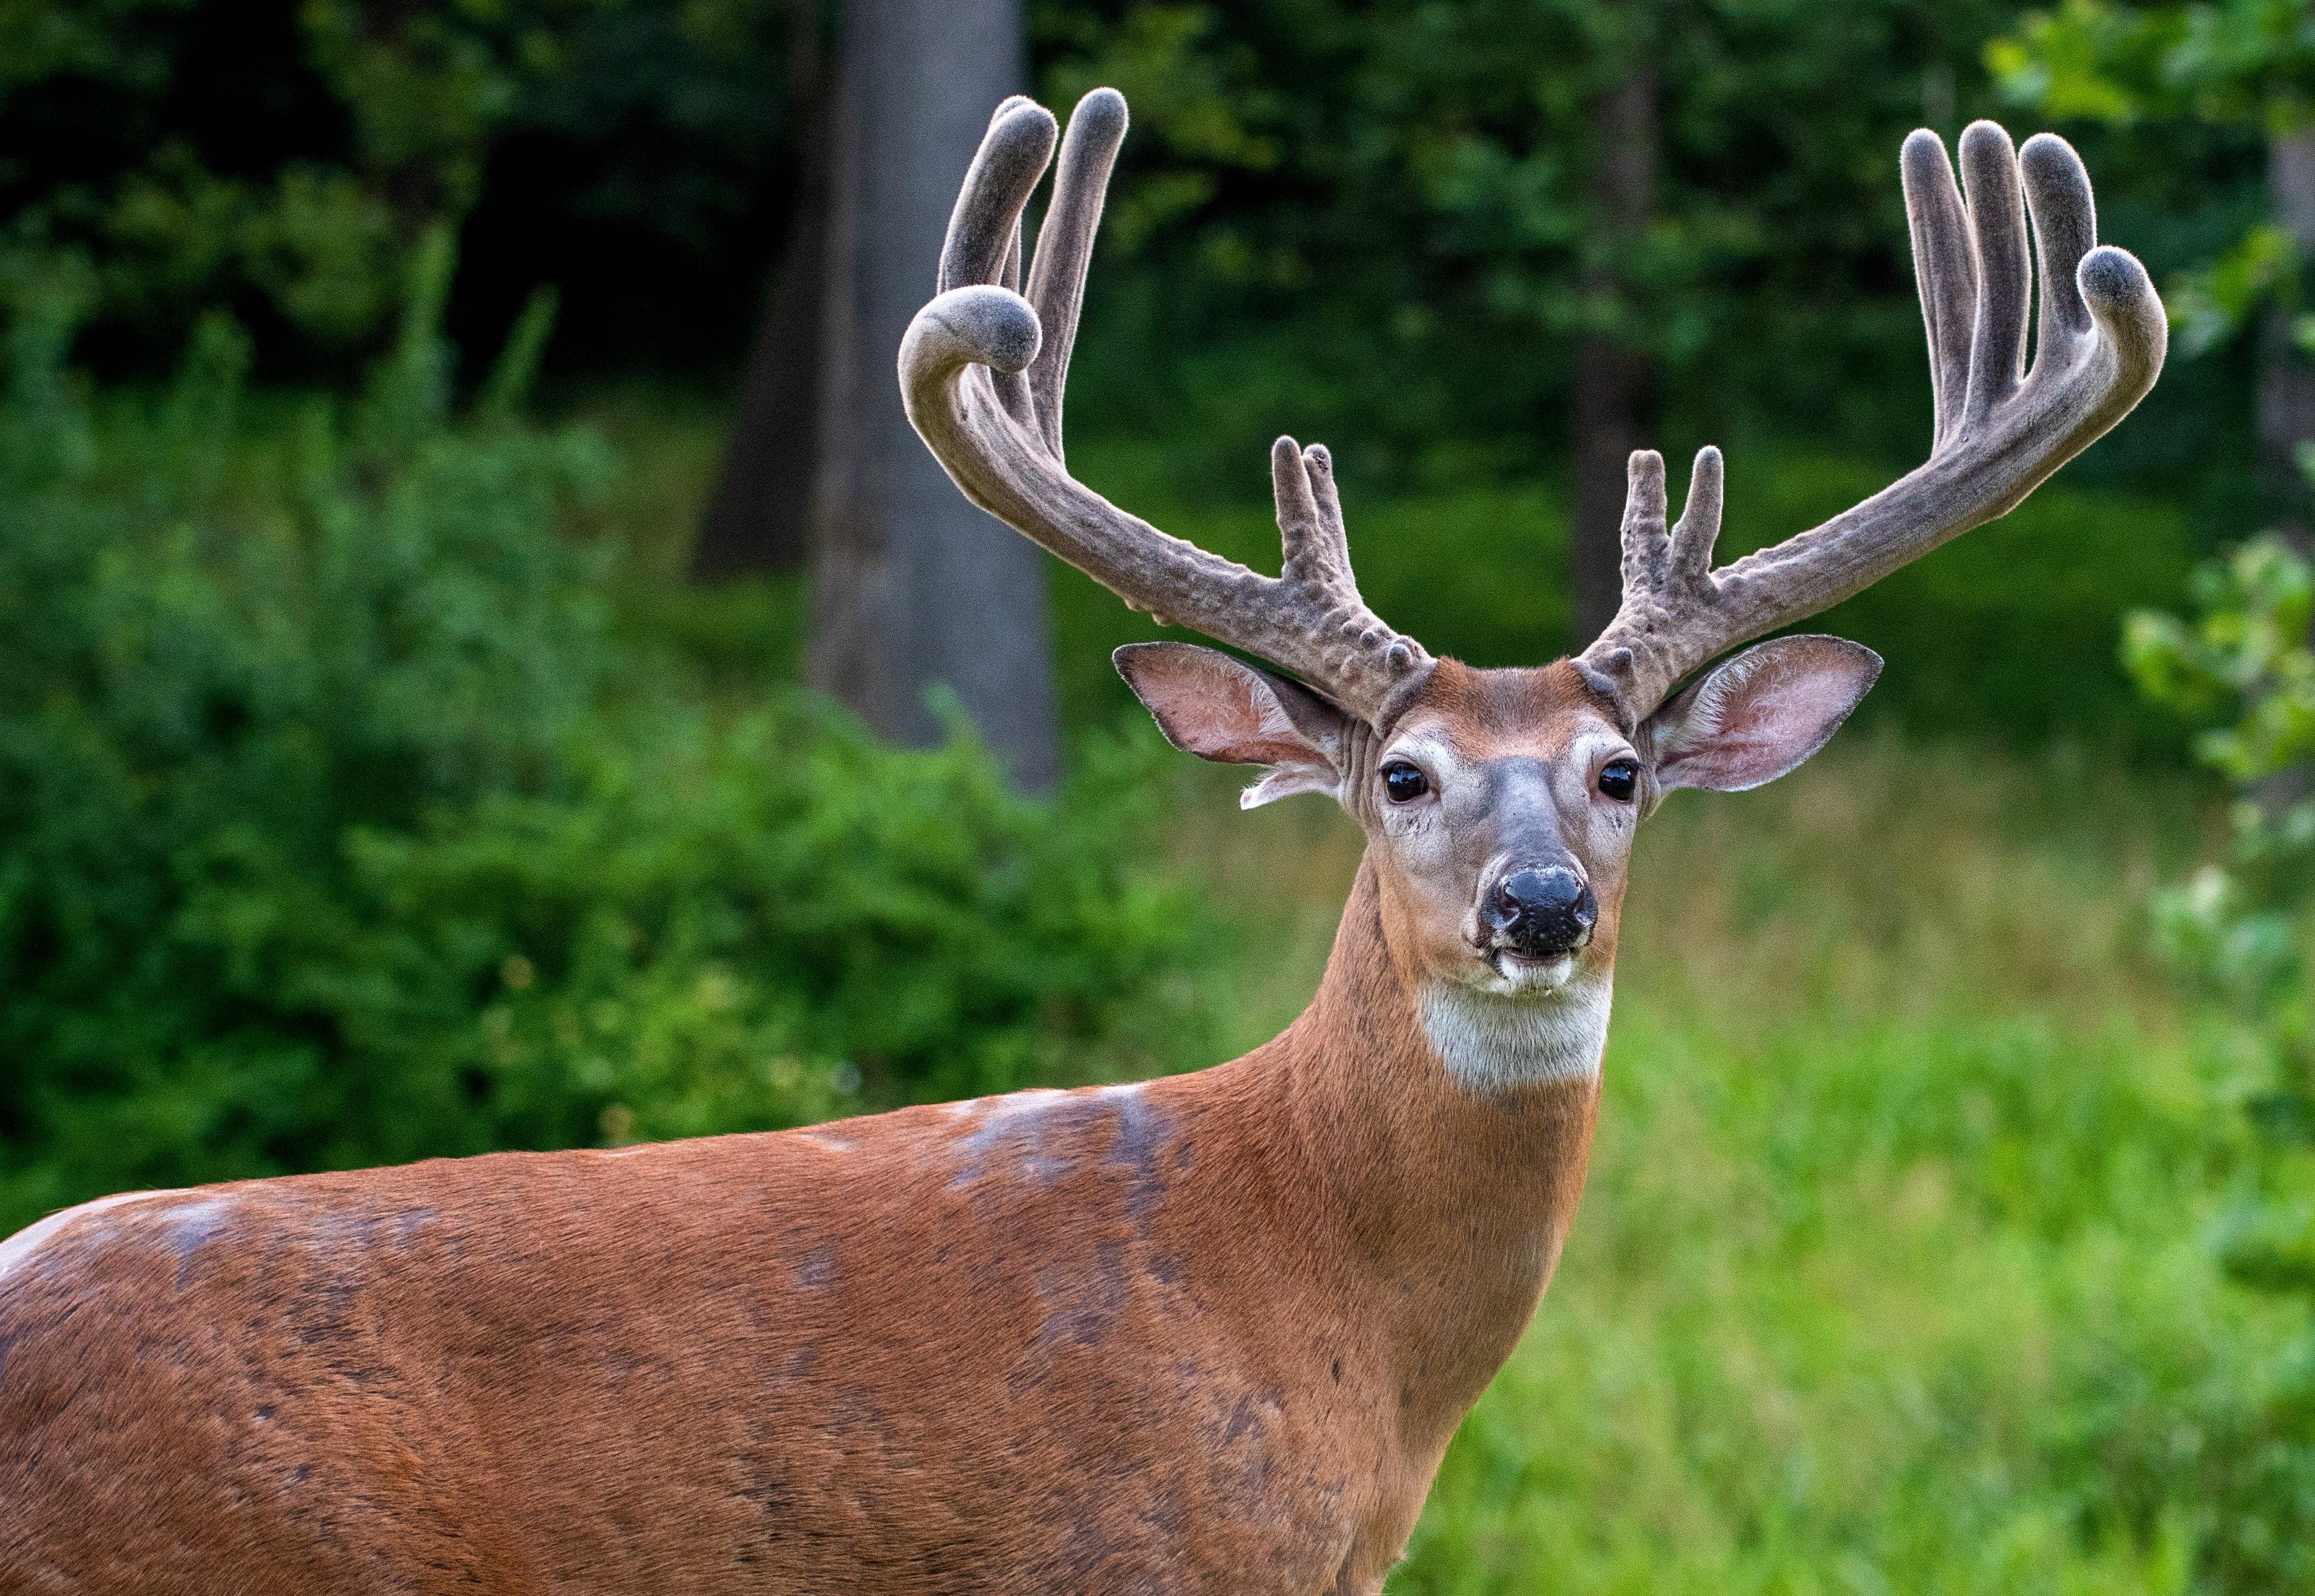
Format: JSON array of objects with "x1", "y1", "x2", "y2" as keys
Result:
[
  {"x1": 1114, "y1": 642, "x2": 1352, "y2": 808},
  {"x1": 1644, "y1": 635, "x2": 1881, "y2": 794}
]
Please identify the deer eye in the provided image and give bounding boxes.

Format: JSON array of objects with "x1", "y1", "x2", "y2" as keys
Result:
[
  {"x1": 1381, "y1": 761, "x2": 1429, "y2": 803},
  {"x1": 1598, "y1": 759, "x2": 1638, "y2": 801}
]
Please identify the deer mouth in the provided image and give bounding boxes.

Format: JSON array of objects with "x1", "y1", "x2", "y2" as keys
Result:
[{"x1": 1478, "y1": 945, "x2": 1582, "y2": 995}]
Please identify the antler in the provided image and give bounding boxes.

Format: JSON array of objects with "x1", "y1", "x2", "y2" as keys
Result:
[
  {"x1": 1577, "y1": 122, "x2": 2168, "y2": 721},
  {"x1": 899, "y1": 89, "x2": 1431, "y2": 723}
]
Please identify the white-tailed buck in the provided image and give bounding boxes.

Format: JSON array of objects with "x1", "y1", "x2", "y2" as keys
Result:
[{"x1": 0, "y1": 90, "x2": 2163, "y2": 1595}]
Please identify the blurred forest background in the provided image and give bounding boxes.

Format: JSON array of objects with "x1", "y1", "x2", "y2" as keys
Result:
[{"x1": 2, "y1": 0, "x2": 2314, "y2": 1589}]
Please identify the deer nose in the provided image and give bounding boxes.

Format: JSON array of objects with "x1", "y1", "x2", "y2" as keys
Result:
[{"x1": 1484, "y1": 866, "x2": 1597, "y2": 958}]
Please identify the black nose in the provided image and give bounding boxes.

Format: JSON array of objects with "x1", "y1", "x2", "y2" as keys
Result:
[{"x1": 1484, "y1": 866, "x2": 1597, "y2": 958}]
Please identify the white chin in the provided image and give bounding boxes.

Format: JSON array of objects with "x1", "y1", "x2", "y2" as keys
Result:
[{"x1": 1479, "y1": 949, "x2": 1578, "y2": 996}]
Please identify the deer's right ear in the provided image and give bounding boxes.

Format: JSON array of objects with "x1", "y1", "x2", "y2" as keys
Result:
[{"x1": 1114, "y1": 642, "x2": 1352, "y2": 809}]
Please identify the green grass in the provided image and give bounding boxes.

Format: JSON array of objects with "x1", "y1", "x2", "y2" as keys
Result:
[{"x1": 1163, "y1": 739, "x2": 2283, "y2": 1594}]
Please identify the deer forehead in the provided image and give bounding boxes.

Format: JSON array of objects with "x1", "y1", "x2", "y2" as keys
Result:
[{"x1": 1390, "y1": 661, "x2": 1621, "y2": 749}]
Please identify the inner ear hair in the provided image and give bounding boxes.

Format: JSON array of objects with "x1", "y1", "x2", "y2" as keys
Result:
[
  {"x1": 1113, "y1": 641, "x2": 1353, "y2": 771},
  {"x1": 1645, "y1": 635, "x2": 1881, "y2": 795}
]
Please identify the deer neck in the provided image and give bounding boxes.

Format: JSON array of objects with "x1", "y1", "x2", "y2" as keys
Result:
[{"x1": 1248, "y1": 854, "x2": 1606, "y2": 1440}]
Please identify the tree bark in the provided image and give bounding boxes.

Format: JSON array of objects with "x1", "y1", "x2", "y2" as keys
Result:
[
  {"x1": 1570, "y1": 61, "x2": 1659, "y2": 650},
  {"x1": 2259, "y1": 127, "x2": 2315, "y2": 537},
  {"x1": 692, "y1": 6, "x2": 832, "y2": 581},
  {"x1": 1571, "y1": 337, "x2": 1653, "y2": 649},
  {"x1": 802, "y1": 0, "x2": 1060, "y2": 790}
]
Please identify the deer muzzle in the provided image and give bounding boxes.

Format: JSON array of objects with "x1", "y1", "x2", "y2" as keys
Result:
[{"x1": 1481, "y1": 865, "x2": 1597, "y2": 961}]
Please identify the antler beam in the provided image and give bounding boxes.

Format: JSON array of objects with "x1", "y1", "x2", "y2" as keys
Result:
[
  {"x1": 899, "y1": 90, "x2": 1431, "y2": 723},
  {"x1": 1578, "y1": 122, "x2": 2167, "y2": 721}
]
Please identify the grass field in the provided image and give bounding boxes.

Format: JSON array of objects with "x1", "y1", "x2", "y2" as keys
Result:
[{"x1": 1166, "y1": 740, "x2": 2285, "y2": 1595}]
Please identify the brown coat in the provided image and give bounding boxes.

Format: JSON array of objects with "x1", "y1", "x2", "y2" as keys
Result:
[{"x1": 0, "y1": 863, "x2": 1595, "y2": 1596}]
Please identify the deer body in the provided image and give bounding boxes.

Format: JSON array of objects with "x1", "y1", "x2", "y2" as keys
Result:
[
  {"x1": 2, "y1": 87, "x2": 2166, "y2": 1596},
  {"x1": 1, "y1": 844, "x2": 1596, "y2": 1596}
]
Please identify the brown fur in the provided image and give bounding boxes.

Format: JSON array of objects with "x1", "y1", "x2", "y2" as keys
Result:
[{"x1": 0, "y1": 727, "x2": 1601, "y2": 1595}]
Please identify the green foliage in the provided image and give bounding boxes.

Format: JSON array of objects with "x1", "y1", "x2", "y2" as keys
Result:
[
  {"x1": 1040, "y1": 0, "x2": 2047, "y2": 464},
  {"x1": 1996, "y1": 1, "x2": 2315, "y2": 353},
  {"x1": 1993, "y1": 1, "x2": 2314, "y2": 130},
  {"x1": 2169, "y1": 221, "x2": 2307, "y2": 357},
  {"x1": 2, "y1": 0, "x2": 2257, "y2": 494},
  {"x1": 0, "y1": 0, "x2": 800, "y2": 363},
  {"x1": 2127, "y1": 527, "x2": 2315, "y2": 1230},
  {"x1": 2130, "y1": 531, "x2": 2313, "y2": 1044},
  {"x1": 2129, "y1": 534, "x2": 2315, "y2": 781},
  {"x1": 0, "y1": 262, "x2": 1217, "y2": 1235},
  {"x1": 2112, "y1": 503, "x2": 2315, "y2": 1589}
]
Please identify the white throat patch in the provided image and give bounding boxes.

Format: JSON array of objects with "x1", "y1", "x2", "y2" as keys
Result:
[{"x1": 1419, "y1": 977, "x2": 1612, "y2": 1091}]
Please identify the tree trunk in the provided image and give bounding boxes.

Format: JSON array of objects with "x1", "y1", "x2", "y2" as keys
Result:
[
  {"x1": 2259, "y1": 127, "x2": 2315, "y2": 537},
  {"x1": 714, "y1": 0, "x2": 1059, "y2": 789},
  {"x1": 804, "y1": 0, "x2": 1059, "y2": 790},
  {"x1": 1570, "y1": 61, "x2": 1659, "y2": 650},
  {"x1": 1571, "y1": 337, "x2": 1653, "y2": 649},
  {"x1": 692, "y1": 6, "x2": 832, "y2": 581}
]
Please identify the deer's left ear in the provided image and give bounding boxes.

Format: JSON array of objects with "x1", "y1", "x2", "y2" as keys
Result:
[
  {"x1": 1644, "y1": 635, "x2": 1882, "y2": 793},
  {"x1": 1114, "y1": 641, "x2": 1354, "y2": 808}
]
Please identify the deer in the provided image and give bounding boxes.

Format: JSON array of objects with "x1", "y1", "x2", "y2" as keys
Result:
[{"x1": 0, "y1": 88, "x2": 2163, "y2": 1596}]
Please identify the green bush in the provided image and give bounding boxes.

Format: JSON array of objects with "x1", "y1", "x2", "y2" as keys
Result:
[
  {"x1": 2108, "y1": 515, "x2": 2315, "y2": 1592},
  {"x1": 0, "y1": 0, "x2": 800, "y2": 368},
  {"x1": 0, "y1": 255, "x2": 1216, "y2": 1235}
]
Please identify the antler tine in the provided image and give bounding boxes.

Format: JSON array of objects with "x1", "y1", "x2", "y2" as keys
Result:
[
  {"x1": 1576, "y1": 122, "x2": 2165, "y2": 721},
  {"x1": 1669, "y1": 444, "x2": 1724, "y2": 581},
  {"x1": 1270, "y1": 437, "x2": 1427, "y2": 690},
  {"x1": 1023, "y1": 86, "x2": 1127, "y2": 460},
  {"x1": 1905, "y1": 126, "x2": 1975, "y2": 449},
  {"x1": 1573, "y1": 448, "x2": 1722, "y2": 708},
  {"x1": 901, "y1": 89, "x2": 1432, "y2": 723},
  {"x1": 937, "y1": 97, "x2": 1051, "y2": 294},
  {"x1": 1960, "y1": 121, "x2": 2032, "y2": 423},
  {"x1": 2022, "y1": 130, "x2": 2099, "y2": 371},
  {"x1": 938, "y1": 97, "x2": 1051, "y2": 428},
  {"x1": 1620, "y1": 450, "x2": 1669, "y2": 598}
]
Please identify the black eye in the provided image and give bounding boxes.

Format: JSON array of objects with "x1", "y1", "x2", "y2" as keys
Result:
[
  {"x1": 1598, "y1": 759, "x2": 1638, "y2": 801},
  {"x1": 1381, "y1": 761, "x2": 1429, "y2": 803}
]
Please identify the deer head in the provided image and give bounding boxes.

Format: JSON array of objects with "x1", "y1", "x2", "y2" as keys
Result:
[{"x1": 903, "y1": 90, "x2": 2165, "y2": 1089}]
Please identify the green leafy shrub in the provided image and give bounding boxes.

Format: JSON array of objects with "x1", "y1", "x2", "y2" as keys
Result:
[
  {"x1": 0, "y1": 0, "x2": 801, "y2": 368},
  {"x1": 0, "y1": 255, "x2": 1216, "y2": 1234},
  {"x1": 2128, "y1": 532, "x2": 2315, "y2": 1227},
  {"x1": 2112, "y1": 514, "x2": 2315, "y2": 1592}
]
